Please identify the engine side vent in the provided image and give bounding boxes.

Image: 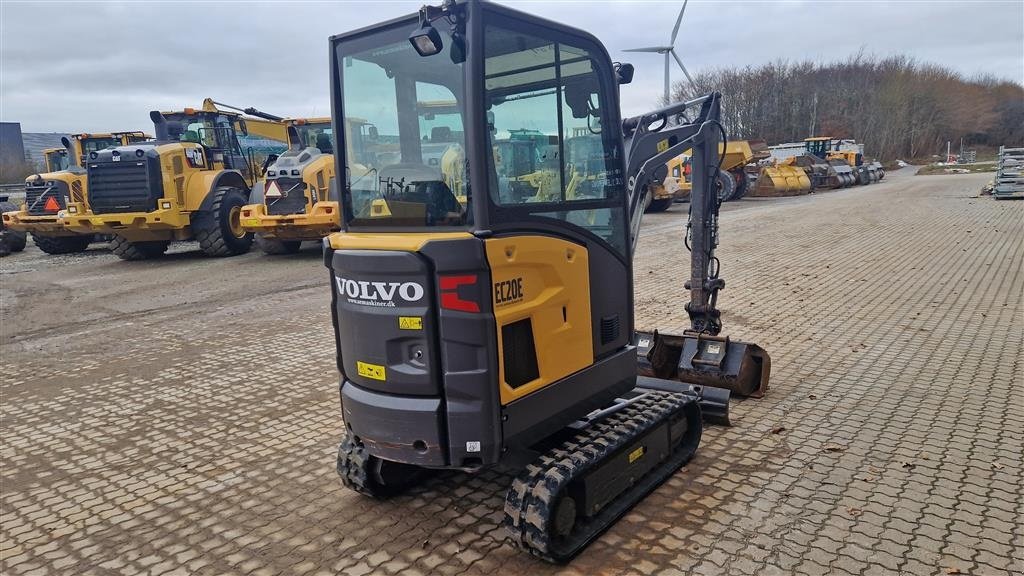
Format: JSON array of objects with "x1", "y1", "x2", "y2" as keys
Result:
[
  {"x1": 71, "y1": 181, "x2": 84, "y2": 203},
  {"x1": 600, "y1": 314, "x2": 620, "y2": 344},
  {"x1": 502, "y1": 318, "x2": 539, "y2": 389}
]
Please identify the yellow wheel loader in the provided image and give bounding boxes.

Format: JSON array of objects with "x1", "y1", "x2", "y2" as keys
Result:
[
  {"x1": 325, "y1": 0, "x2": 770, "y2": 562},
  {"x1": 61, "y1": 100, "x2": 289, "y2": 260},
  {"x1": 240, "y1": 117, "x2": 359, "y2": 255},
  {"x1": 2, "y1": 132, "x2": 149, "y2": 254}
]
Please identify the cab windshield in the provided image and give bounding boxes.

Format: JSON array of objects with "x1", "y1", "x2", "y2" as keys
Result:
[
  {"x1": 165, "y1": 113, "x2": 242, "y2": 154},
  {"x1": 293, "y1": 123, "x2": 333, "y2": 154},
  {"x1": 80, "y1": 137, "x2": 120, "y2": 155},
  {"x1": 336, "y1": 18, "x2": 468, "y2": 228},
  {"x1": 44, "y1": 150, "x2": 70, "y2": 172}
]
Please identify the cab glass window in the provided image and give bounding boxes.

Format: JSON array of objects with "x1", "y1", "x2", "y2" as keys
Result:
[
  {"x1": 336, "y1": 18, "x2": 469, "y2": 229},
  {"x1": 483, "y1": 22, "x2": 625, "y2": 253}
]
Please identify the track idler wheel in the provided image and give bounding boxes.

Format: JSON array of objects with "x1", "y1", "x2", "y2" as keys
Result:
[
  {"x1": 336, "y1": 433, "x2": 425, "y2": 499},
  {"x1": 504, "y1": 391, "x2": 702, "y2": 563}
]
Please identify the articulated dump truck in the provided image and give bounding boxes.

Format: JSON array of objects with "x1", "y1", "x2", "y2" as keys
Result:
[
  {"x1": 658, "y1": 140, "x2": 770, "y2": 205},
  {"x1": 2, "y1": 132, "x2": 149, "y2": 254},
  {"x1": 61, "y1": 99, "x2": 289, "y2": 260}
]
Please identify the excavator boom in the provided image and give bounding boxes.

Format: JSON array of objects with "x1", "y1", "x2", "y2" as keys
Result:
[{"x1": 622, "y1": 93, "x2": 771, "y2": 397}]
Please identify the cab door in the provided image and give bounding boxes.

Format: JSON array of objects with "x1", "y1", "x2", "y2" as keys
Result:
[{"x1": 478, "y1": 15, "x2": 632, "y2": 404}]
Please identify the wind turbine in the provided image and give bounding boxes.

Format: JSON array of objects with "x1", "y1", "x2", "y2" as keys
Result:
[{"x1": 624, "y1": 0, "x2": 697, "y2": 103}]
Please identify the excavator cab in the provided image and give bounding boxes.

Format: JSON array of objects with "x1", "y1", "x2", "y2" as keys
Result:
[{"x1": 326, "y1": 0, "x2": 769, "y2": 562}]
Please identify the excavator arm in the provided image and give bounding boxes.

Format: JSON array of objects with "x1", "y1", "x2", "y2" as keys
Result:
[
  {"x1": 623, "y1": 93, "x2": 724, "y2": 334},
  {"x1": 622, "y1": 92, "x2": 771, "y2": 398}
]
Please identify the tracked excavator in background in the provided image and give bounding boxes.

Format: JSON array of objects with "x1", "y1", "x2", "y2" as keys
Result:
[{"x1": 325, "y1": 0, "x2": 770, "y2": 563}]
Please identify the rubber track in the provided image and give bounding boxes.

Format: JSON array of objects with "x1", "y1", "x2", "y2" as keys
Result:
[
  {"x1": 503, "y1": 390, "x2": 702, "y2": 563},
  {"x1": 336, "y1": 434, "x2": 377, "y2": 498}
]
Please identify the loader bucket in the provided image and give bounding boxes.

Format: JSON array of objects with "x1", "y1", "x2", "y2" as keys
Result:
[
  {"x1": 751, "y1": 165, "x2": 811, "y2": 197},
  {"x1": 635, "y1": 330, "x2": 771, "y2": 398}
]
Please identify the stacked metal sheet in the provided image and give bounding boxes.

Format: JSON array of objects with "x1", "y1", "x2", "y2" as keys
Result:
[{"x1": 993, "y1": 146, "x2": 1024, "y2": 199}]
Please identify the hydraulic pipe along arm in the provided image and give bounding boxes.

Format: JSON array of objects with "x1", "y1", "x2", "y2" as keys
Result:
[{"x1": 622, "y1": 93, "x2": 771, "y2": 398}]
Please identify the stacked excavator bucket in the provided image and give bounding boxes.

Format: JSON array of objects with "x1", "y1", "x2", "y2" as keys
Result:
[{"x1": 751, "y1": 163, "x2": 812, "y2": 197}]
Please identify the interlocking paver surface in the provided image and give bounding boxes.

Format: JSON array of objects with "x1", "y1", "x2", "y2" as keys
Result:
[{"x1": 1, "y1": 169, "x2": 1021, "y2": 575}]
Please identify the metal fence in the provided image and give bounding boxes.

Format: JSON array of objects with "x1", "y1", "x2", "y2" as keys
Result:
[{"x1": 993, "y1": 146, "x2": 1024, "y2": 200}]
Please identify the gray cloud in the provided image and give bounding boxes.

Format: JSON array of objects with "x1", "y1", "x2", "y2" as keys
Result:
[{"x1": 2, "y1": 0, "x2": 1021, "y2": 133}]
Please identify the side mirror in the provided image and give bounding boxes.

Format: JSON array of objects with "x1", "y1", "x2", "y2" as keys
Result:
[
  {"x1": 237, "y1": 119, "x2": 248, "y2": 136},
  {"x1": 368, "y1": 126, "x2": 379, "y2": 140},
  {"x1": 615, "y1": 62, "x2": 635, "y2": 85}
]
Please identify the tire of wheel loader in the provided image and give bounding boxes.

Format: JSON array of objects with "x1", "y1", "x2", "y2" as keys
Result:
[
  {"x1": 645, "y1": 198, "x2": 673, "y2": 213},
  {"x1": 194, "y1": 186, "x2": 253, "y2": 257},
  {"x1": 730, "y1": 170, "x2": 750, "y2": 200},
  {"x1": 336, "y1": 433, "x2": 425, "y2": 499},
  {"x1": 32, "y1": 233, "x2": 91, "y2": 255},
  {"x1": 255, "y1": 234, "x2": 302, "y2": 255},
  {"x1": 110, "y1": 235, "x2": 169, "y2": 261},
  {"x1": 0, "y1": 201, "x2": 28, "y2": 252},
  {"x1": 716, "y1": 168, "x2": 736, "y2": 202}
]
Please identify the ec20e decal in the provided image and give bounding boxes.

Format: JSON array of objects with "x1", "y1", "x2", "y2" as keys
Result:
[{"x1": 494, "y1": 277, "x2": 524, "y2": 306}]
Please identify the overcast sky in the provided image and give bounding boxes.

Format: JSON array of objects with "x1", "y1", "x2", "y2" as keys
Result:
[{"x1": 2, "y1": 0, "x2": 1022, "y2": 133}]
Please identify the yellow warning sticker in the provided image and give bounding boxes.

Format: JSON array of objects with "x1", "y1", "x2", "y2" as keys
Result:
[
  {"x1": 398, "y1": 316, "x2": 423, "y2": 330},
  {"x1": 656, "y1": 139, "x2": 669, "y2": 153},
  {"x1": 243, "y1": 219, "x2": 260, "y2": 227},
  {"x1": 628, "y1": 446, "x2": 646, "y2": 464},
  {"x1": 356, "y1": 361, "x2": 386, "y2": 381}
]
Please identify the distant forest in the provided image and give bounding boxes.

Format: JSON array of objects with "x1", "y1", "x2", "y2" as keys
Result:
[{"x1": 674, "y1": 54, "x2": 1024, "y2": 161}]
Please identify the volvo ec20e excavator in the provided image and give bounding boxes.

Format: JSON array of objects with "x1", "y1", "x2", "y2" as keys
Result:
[{"x1": 324, "y1": 0, "x2": 770, "y2": 562}]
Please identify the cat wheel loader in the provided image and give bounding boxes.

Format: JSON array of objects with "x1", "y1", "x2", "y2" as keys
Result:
[
  {"x1": 61, "y1": 99, "x2": 289, "y2": 260},
  {"x1": 324, "y1": 0, "x2": 770, "y2": 563},
  {"x1": 2, "y1": 132, "x2": 148, "y2": 254}
]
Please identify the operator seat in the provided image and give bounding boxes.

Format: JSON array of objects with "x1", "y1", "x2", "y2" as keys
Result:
[
  {"x1": 378, "y1": 163, "x2": 461, "y2": 225},
  {"x1": 316, "y1": 133, "x2": 333, "y2": 154}
]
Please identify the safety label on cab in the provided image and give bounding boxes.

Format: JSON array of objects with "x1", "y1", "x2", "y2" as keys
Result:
[
  {"x1": 356, "y1": 361, "x2": 386, "y2": 381},
  {"x1": 656, "y1": 139, "x2": 669, "y2": 153},
  {"x1": 398, "y1": 316, "x2": 423, "y2": 330}
]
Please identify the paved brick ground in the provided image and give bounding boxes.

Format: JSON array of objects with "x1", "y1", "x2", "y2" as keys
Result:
[{"x1": 1, "y1": 170, "x2": 1021, "y2": 575}]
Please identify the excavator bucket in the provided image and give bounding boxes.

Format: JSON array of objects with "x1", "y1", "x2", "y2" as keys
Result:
[
  {"x1": 751, "y1": 164, "x2": 811, "y2": 196},
  {"x1": 635, "y1": 331, "x2": 771, "y2": 398}
]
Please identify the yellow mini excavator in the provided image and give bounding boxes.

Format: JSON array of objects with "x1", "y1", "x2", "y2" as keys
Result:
[
  {"x1": 2, "y1": 132, "x2": 149, "y2": 254},
  {"x1": 324, "y1": 0, "x2": 770, "y2": 563}
]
